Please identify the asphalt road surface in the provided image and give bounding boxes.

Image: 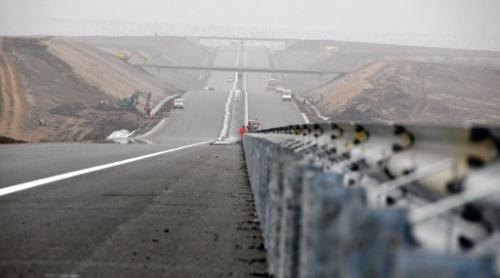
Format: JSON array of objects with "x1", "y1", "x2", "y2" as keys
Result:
[
  {"x1": 148, "y1": 46, "x2": 240, "y2": 144},
  {"x1": 0, "y1": 44, "x2": 304, "y2": 277},
  {"x1": 244, "y1": 46, "x2": 305, "y2": 128}
]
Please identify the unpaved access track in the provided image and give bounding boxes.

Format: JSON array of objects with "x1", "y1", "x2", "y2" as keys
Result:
[{"x1": 0, "y1": 38, "x2": 24, "y2": 140}]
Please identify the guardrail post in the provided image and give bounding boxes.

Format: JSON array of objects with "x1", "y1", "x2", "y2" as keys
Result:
[
  {"x1": 278, "y1": 162, "x2": 322, "y2": 278},
  {"x1": 336, "y1": 207, "x2": 411, "y2": 277},
  {"x1": 299, "y1": 173, "x2": 358, "y2": 278},
  {"x1": 267, "y1": 146, "x2": 297, "y2": 275}
]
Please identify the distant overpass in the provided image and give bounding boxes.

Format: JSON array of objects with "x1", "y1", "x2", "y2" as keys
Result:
[
  {"x1": 139, "y1": 64, "x2": 347, "y2": 75},
  {"x1": 175, "y1": 35, "x2": 305, "y2": 48},
  {"x1": 184, "y1": 35, "x2": 302, "y2": 42}
]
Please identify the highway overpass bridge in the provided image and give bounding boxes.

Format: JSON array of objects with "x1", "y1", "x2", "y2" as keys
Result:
[
  {"x1": 185, "y1": 35, "x2": 301, "y2": 42},
  {"x1": 180, "y1": 35, "x2": 303, "y2": 48},
  {"x1": 139, "y1": 64, "x2": 347, "y2": 75}
]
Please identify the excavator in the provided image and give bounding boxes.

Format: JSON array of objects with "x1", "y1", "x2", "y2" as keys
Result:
[
  {"x1": 117, "y1": 90, "x2": 152, "y2": 115},
  {"x1": 114, "y1": 51, "x2": 148, "y2": 65}
]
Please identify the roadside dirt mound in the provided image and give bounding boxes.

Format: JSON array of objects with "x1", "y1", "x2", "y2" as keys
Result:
[
  {"x1": 0, "y1": 135, "x2": 26, "y2": 144},
  {"x1": 307, "y1": 60, "x2": 500, "y2": 124},
  {"x1": 278, "y1": 40, "x2": 500, "y2": 93},
  {"x1": 0, "y1": 37, "x2": 160, "y2": 142},
  {"x1": 0, "y1": 37, "x2": 25, "y2": 140},
  {"x1": 45, "y1": 38, "x2": 176, "y2": 107},
  {"x1": 69, "y1": 36, "x2": 211, "y2": 91}
]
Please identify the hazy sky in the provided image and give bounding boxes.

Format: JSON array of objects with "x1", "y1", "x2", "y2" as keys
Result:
[{"x1": 1, "y1": 0, "x2": 499, "y2": 36}]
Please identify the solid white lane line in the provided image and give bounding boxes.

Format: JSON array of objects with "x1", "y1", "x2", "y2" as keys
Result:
[
  {"x1": 219, "y1": 89, "x2": 235, "y2": 140},
  {"x1": 244, "y1": 88, "x2": 249, "y2": 126},
  {"x1": 0, "y1": 141, "x2": 211, "y2": 197},
  {"x1": 218, "y1": 44, "x2": 242, "y2": 141},
  {"x1": 243, "y1": 44, "x2": 249, "y2": 125},
  {"x1": 292, "y1": 99, "x2": 310, "y2": 124},
  {"x1": 301, "y1": 113, "x2": 310, "y2": 124}
]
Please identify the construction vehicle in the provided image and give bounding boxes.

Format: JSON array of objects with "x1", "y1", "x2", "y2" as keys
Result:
[
  {"x1": 117, "y1": 90, "x2": 152, "y2": 114},
  {"x1": 115, "y1": 51, "x2": 130, "y2": 61},
  {"x1": 115, "y1": 51, "x2": 148, "y2": 64},
  {"x1": 38, "y1": 119, "x2": 48, "y2": 126},
  {"x1": 282, "y1": 92, "x2": 293, "y2": 101},
  {"x1": 281, "y1": 88, "x2": 293, "y2": 101}
]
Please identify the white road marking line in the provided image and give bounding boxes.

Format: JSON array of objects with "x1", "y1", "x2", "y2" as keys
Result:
[
  {"x1": 244, "y1": 88, "x2": 249, "y2": 126},
  {"x1": 217, "y1": 44, "x2": 241, "y2": 141},
  {"x1": 0, "y1": 141, "x2": 211, "y2": 197},
  {"x1": 301, "y1": 113, "x2": 310, "y2": 124},
  {"x1": 291, "y1": 100, "x2": 310, "y2": 124},
  {"x1": 218, "y1": 88, "x2": 235, "y2": 140},
  {"x1": 243, "y1": 44, "x2": 249, "y2": 125}
]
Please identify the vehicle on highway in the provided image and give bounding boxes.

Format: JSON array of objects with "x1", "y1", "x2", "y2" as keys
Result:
[
  {"x1": 282, "y1": 92, "x2": 293, "y2": 101},
  {"x1": 173, "y1": 98, "x2": 184, "y2": 109},
  {"x1": 275, "y1": 86, "x2": 285, "y2": 93},
  {"x1": 247, "y1": 119, "x2": 261, "y2": 132},
  {"x1": 281, "y1": 89, "x2": 293, "y2": 101},
  {"x1": 267, "y1": 78, "x2": 277, "y2": 90}
]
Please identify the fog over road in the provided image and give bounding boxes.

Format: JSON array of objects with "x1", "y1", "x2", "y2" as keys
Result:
[{"x1": 0, "y1": 44, "x2": 304, "y2": 277}]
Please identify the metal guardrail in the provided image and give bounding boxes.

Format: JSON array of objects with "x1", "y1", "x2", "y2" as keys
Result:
[{"x1": 243, "y1": 122, "x2": 500, "y2": 278}]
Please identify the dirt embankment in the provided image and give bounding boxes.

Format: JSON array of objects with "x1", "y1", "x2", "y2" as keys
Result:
[
  {"x1": 0, "y1": 37, "x2": 25, "y2": 140},
  {"x1": 69, "y1": 36, "x2": 211, "y2": 91},
  {"x1": 0, "y1": 37, "x2": 174, "y2": 142},
  {"x1": 277, "y1": 40, "x2": 500, "y2": 93},
  {"x1": 307, "y1": 60, "x2": 500, "y2": 124},
  {"x1": 45, "y1": 38, "x2": 174, "y2": 106}
]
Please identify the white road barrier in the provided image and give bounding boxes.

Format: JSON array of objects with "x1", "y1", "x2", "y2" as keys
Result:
[
  {"x1": 218, "y1": 88, "x2": 236, "y2": 140},
  {"x1": 150, "y1": 93, "x2": 180, "y2": 116},
  {"x1": 243, "y1": 44, "x2": 249, "y2": 126},
  {"x1": 217, "y1": 43, "x2": 242, "y2": 142},
  {"x1": 134, "y1": 118, "x2": 167, "y2": 140}
]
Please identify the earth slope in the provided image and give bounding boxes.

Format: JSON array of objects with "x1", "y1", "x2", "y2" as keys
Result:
[
  {"x1": 0, "y1": 37, "x2": 177, "y2": 142},
  {"x1": 307, "y1": 60, "x2": 500, "y2": 124}
]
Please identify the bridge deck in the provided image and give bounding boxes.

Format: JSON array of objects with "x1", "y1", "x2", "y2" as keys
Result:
[{"x1": 140, "y1": 64, "x2": 346, "y2": 74}]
